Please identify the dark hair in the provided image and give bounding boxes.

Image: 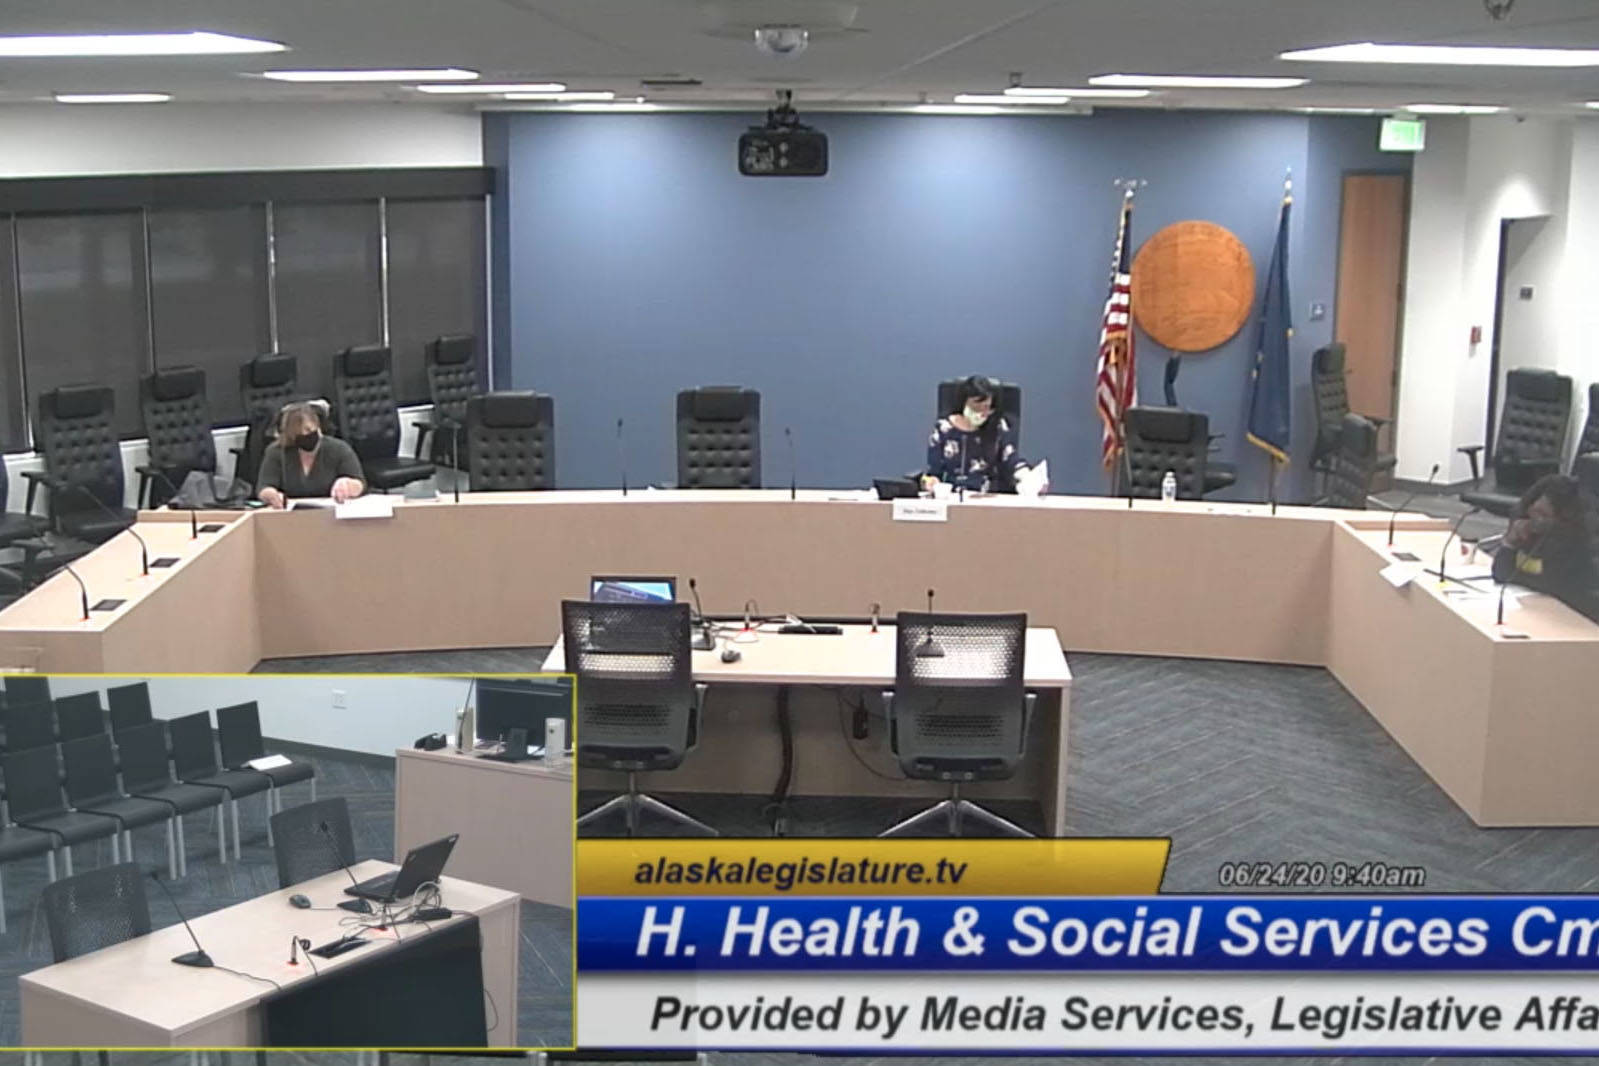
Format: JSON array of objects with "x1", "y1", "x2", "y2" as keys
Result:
[
  {"x1": 1518, "y1": 474, "x2": 1585, "y2": 527},
  {"x1": 955, "y1": 375, "x2": 997, "y2": 411}
]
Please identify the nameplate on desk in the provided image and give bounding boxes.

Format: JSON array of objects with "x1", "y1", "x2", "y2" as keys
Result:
[
  {"x1": 335, "y1": 496, "x2": 397, "y2": 520},
  {"x1": 1378, "y1": 562, "x2": 1420, "y2": 589},
  {"x1": 891, "y1": 499, "x2": 948, "y2": 523}
]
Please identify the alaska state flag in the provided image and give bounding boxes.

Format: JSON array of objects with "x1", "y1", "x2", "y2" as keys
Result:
[{"x1": 1246, "y1": 191, "x2": 1292, "y2": 462}]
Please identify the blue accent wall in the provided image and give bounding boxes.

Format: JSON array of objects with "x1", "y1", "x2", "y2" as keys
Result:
[{"x1": 484, "y1": 110, "x2": 1408, "y2": 498}]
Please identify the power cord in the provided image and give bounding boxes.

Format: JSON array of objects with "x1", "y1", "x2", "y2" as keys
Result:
[{"x1": 213, "y1": 963, "x2": 283, "y2": 992}]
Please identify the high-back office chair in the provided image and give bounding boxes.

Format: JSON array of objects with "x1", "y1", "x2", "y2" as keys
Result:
[
  {"x1": 676, "y1": 387, "x2": 761, "y2": 489},
  {"x1": 8, "y1": 675, "x2": 53, "y2": 706},
  {"x1": 53, "y1": 691, "x2": 106, "y2": 743},
  {"x1": 3, "y1": 701, "x2": 56, "y2": 754},
  {"x1": 118, "y1": 721, "x2": 226, "y2": 876},
  {"x1": 563, "y1": 600, "x2": 715, "y2": 836},
  {"x1": 1120, "y1": 407, "x2": 1210, "y2": 499},
  {"x1": 106, "y1": 681, "x2": 154, "y2": 739},
  {"x1": 237, "y1": 353, "x2": 301, "y2": 488},
  {"x1": 881, "y1": 611, "x2": 1034, "y2": 838},
  {"x1": 466, "y1": 392, "x2": 555, "y2": 491},
  {"x1": 0, "y1": 811, "x2": 56, "y2": 933},
  {"x1": 332, "y1": 344, "x2": 437, "y2": 492},
  {"x1": 936, "y1": 378, "x2": 1023, "y2": 443},
  {"x1": 24, "y1": 386, "x2": 136, "y2": 544},
  {"x1": 62, "y1": 733, "x2": 178, "y2": 879},
  {"x1": 1460, "y1": 369, "x2": 1572, "y2": 517},
  {"x1": 216, "y1": 701, "x2": 316, "y2": 815},
  {"x1": 415, "y1": 334, "x2": 481, "y2": 469},
  {"x1": 269, "y1": 796, "x2": 355, "y2": 888},
  {"x1": 1310, "y1": 344, "x2": 1395, "y2": 485},
  {"x1": 168, "y1": 711, "x2": 273, "y2": 861},
  {"x1": 137, "y1": 366, "x2": 218, "y2": 508},
  {"x1": 41, "y1": 861, "x2": 151, "y2": 964},
  {"x1": 0, "y1": 452, "x2": 54, "y2": 594},
  {"x1": 3, "y1": 745, "x2": 121, "y2": 875},
  {"x1": 1317, "y1": 414, "x2": 1383, "y2": 511}
]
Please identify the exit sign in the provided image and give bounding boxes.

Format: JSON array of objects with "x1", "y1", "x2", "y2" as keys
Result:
[{"x1": 1380, "y1": 116, "x2": 1427, "y2": 152}]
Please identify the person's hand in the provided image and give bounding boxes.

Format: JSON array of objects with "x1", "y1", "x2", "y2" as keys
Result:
[
  {"x1": 330, "y1": 477, "x2": 364, "y2": 503},
  {"x1": 920, "y1": 475, "x2": 939, "y2": 493},
  {"x1": 1505, "y1": 518, "x2": 1534, "y2": 549},
  {"x1": 259, "y1": 487, "x2": 286, "y2": 510}
]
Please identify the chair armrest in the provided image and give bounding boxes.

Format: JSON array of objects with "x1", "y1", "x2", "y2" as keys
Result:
[
  {"x1": 688, "y1": 682, "x2": 709, "y2": 753},
  {"x1": 1022, "y1": 692, "x2": 1036, "y2": 742},
  {"x1": 1457, "y1": 444, "x2": 1485, "y2": 483},
  {"x1": 133, "y1": 464, "x2": 158, "y2": 508},
  {"x1": 19, "y1": 470, "x2": 61, "y2": 516},
  {"x1": 412, "y1": 420, "x2": 434, "y2": 459},
  {"x1": 1375, "y1": 454, "x2": 1399, "y2": 474}
]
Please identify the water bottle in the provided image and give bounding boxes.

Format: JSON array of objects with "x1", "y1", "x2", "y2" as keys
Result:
[{"x1": 1161, "y1": 471, "x2": 1177, "y2": 502}]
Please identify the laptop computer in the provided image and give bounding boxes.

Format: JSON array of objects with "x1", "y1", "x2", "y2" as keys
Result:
[
  {"x1": 343, "y1": 834, "x2": 459, "y2": 903},
  {"x1": 590, "y1": 576, "x2": 676, "y2": 604}
]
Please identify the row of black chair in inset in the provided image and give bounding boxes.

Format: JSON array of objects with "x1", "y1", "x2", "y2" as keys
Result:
[{"x1": 1, "y1": 682, "x2": 153, "y2": 756}]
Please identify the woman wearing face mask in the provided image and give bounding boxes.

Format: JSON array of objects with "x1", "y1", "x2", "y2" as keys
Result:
[
  {"x1": 921, "y1": 375, "x2": 1032, "y2": 494},
  {"x1": 1491, "y1": 473, "x2": 1599, "y2": 621},
  {"x1": 255, "y1": 401, "x2": 366, "y2": 509}
]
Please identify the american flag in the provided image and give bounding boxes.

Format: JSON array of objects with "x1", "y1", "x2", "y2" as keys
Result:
[{"x1": 1095, "y1": 192, "x2": 1137, "y2": 470}]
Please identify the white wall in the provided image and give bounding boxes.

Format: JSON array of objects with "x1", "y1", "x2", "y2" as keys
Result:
[
  {"x1": 50, "y1": 675, "x2": 472, "y2": 757},
  {"x1": 0, "y1": 103, "x2": 482, "y2": 177},
  {"x1": 1559, "y1": 124, "x2": 1599, "y2": 459}
]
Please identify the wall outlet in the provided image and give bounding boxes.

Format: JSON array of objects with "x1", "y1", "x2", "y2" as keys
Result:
[
  {"x1": 331, "y1": 689, "x2": 347, "y2": 709},
  {"x1": 1519, "y1": 285, "x2": 1534, "y2": 301},
  {"x1": 1309, "y1": 302, "x2": 1327, "y2": 321}
]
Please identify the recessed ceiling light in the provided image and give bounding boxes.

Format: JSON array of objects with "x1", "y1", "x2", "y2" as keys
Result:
[
  {"x1": 1005, "y1": 86, "x2": 1151, "y2": 99},
  {"x1": 954, "y1": 93, "x2": 1070, "y2": 105},
  {"x1": 0, "y1": 31, "x2": 283, "y2": 57},
  {"x1": 1281, "y1": 42, "x2": 1599, "y2": 67},
  {"x1": 1402, "y1": 103, "x2": 1505, "y2": 114},
  {"x1": 55, "y1": 92, "x2": 172, "y2": 104},
  {"x1": 415, "y1": 82, "x2": 566, "y2": 94},
  {"x1": 1090, "y1": 74, "x2": 1307, "y2": 89},
  {"x1": 912, "y1": 105, "x2": 1006, "y2": 115},
  {"x1": 262, "y1": 68, "x2": 479, "y2": 83},
  {"x1": 501, "y1": 91, "x2": 615, "y2": 102}
]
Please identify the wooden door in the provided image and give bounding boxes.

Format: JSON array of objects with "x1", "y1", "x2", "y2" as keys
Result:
[{"x1": 1334, "y1": 174, "x2": 1408, "y2": 433}]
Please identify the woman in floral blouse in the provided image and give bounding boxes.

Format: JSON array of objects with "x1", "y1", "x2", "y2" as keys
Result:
[{"x1": 921, "y1": 375, "x2": 1031, "y2": 494}]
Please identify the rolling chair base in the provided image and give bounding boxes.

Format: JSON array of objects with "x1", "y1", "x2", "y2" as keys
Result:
[
  {"x1": 881, "y1": 784, "x2": 1033, "y2": 838},
  {"x1": 579, "y1": 772, "x2": 718, "y2": 836}
]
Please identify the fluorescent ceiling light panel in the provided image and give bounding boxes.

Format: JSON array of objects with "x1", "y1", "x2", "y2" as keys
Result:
[
  {"x1": 557, "y1": 102, "x2": 661, "y2": 112},
  {"x1": 913, "y1": 105, "x2": 1006, "y2": 115},
  {"x1": 954, "y1": 93, "x2": 1069, "y2": 105},
  {"x1": 1585, "y1": 101, "x2": 1599, "y2": 109},
  {"x1": 262, "y1": 68, "x2": 478, "y2": 83},
  {"x1": 416, "y1": 81, "x2": 565, "y2": 94},
  {"x1": 0, "y1": 31, "x2": 283, "y2": 57},
  {"x1": 1005, "y1": 86, "x2": 1150, "y2": 98},
  {"x1": 55, "y1": 92, "x2": 172, "y2": 104},
  {"x1": 1281, "y1": 42, "x2": 1599, "y2": 67},
  {"x1": 1402, "y1": 103, "x2": 1505, "y2": 114},
  {"x1": 1293, "y1": 106, "x2": 1382, "y2": 114},
  {"x1": 1090, "y1": 74, "x2": 1307, "y2": 89},
  {"x1": 501, "y1": 91, "x2": 615, "y2": 101}
]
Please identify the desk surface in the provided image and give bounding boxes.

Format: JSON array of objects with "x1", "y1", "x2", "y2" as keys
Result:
[
  {"x1": 19, "y1": 860, "x2": 518, "y2": 1037},
  {"x1": 542, "y1": 623, "x2": 1071, "y2": 687}
]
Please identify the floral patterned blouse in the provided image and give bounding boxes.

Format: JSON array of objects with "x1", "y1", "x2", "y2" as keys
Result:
[{"x1": 925, "y1": 416, "x2": 1024, "y2": 493}]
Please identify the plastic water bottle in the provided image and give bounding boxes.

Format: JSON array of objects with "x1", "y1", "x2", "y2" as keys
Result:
[{"x1": 1161, "y1": 471, "x2": 1177, "y2": 502}]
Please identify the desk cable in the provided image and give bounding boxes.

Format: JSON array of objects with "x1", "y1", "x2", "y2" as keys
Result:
[{"x1": 833, "y1": 689, "x2": 902, "y2": 783}]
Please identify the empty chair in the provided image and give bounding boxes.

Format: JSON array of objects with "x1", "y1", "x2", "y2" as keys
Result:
[
  {"x1": 676, "y1": 387, "x2": 761, "y2": 489},
  {"x1": 3, "y1": 700, "x2": 56, "y2": 753},
  {"x1": 270, "y1": 796, "x2": 356, "y2": 888},
  {"x1": 106, "y1": 682, "x2": 154, "y2": 739},
  {"x1": 1317, "y1": 414, "x2": 1383, "y2": 511},
  {"x1": 137, "y1": 366, "x2": 219, "y2": 508},
  {"x1": 416, "y1": 334, "x2": 481, "y2": 469},
  {"x1": 118, "y1": 721, "x2": 227, "y2": 875},
  {"x1": 4, "y1": 745, "x2": 121, "y2": 875},
  {"x1": 1119, "y1": 407, "x2": 1210, "y2": 499},
  {"x1": 216, "y1": 700, "x2": 316, "y2": 816},
  {"x1": 40, "y1": 861, "x2": 151, "y2": 963},
  {"x1": 936, "y1": 377, "x2": 1023, "y2": 444},
  {"x1": 1309, "y1": 343, "x2": 1395, "y2": 482},
  {"x1": 168, "y1": 711, "x2": 273, "y2": 860},
  {"x1": 881, "y1": 611, "x2": 1035, "y2": 838},
  {"x1": 466, "y1": 391, "x2": 556, "y2": 491},
  {"x1": 62, "y1": 733, "x2": 178, "y2": 879},
  {"x1": 53, "y1": 691, "x2": 106, "y2": 743},
  {"x1": 1460, "y1": 369, "x2": 1573, "y2": 517},
  {"x1": 564, "y1": 600, "x2": 715, "y2": 836},
  {"x1": 0, "y1": 816, "x2": 55, "y2": 933},
  {"x1": 24, "y1": 385, "x2": 136, "y2": 544},
  {"x1": 0, "y1": 455, "x2": 55, "y2": 593},
  {"x1": 332, "y1": 344, "x2": 436, "y2": 492},
  {"x1": 7, "y1": 676, "x2": 52, "y2": 706}
]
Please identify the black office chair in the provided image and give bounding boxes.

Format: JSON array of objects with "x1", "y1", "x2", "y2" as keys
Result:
[
  {"x1": 676, "y1": 386, "x2": 761, "y2": 489},
  {"x1": 0, "y1": 813, "x2": 56, "y2": 933},
  {"x1": 236, "y1": 353, "x2": 302, "y2": 489},
  {"x1": 7, "y1": 675, "x2": 52, "y2": 706},
  {"x1": 881, "y1": 611, "x2": 1034, "y2": 838},
  {"x1": 3, "y1": 700, "x2": 56, "y2": 754},
  {"x1": 1316, "y1": 414, "x2": 1383, "y2": 511},
  {"x1": 333, "y1": 344, "x2": 437, "y2": 492},
  {"x1": 136, "y1": 366, "x2": 219, "y2": 508},
  {"x1": 168, "y1": 710, "x2": 273, "y2": 861},
  {"x1": 106, "y1": 681, "x2": 154, "y2": 739},
  {"x1": 1309, "y1": 344, "x2": 1395, "y2": 484},
  {"x1": 1460, "y1": 369, "x2": 1573, "y2": 517},
  {"x1": 62, "y1": 733, "x2": 179, "y2": 879},
  {"x1": 936, "y1": 378, "x2": 1023, "y2": 444},
  {"x1": 415, "y1": 334, "x2": 481, "y2": 470},
  {"x1": 1576, "y1": 383, "x2": 1599, "y2": 461},
  {"x1": 4, "y1": 745, "x2": 121, "y2": 875},
  {"x1": 41, "y1": 861, "x2": 151, "y2": 963},
  {"x1": 269, "y1": 796, "x2": 356, "y2": 888},
  {"x1": 24, "y1": 385, "x2": 136, "y2": 544},
  {"x1": 1120, "y1": 407, "x2": 1210, "y2": 499},
  {"x1": 564, "y1": 600, "x2": 714, "y2": 836},
  {"x1": 216, "y1": 700, "x2": 316, "y2": 817},
  {"x1": 54, "y1": 691, "x2": 106, "y2": 743},
  {"x1": 467, "y1": 391, "x2": 556, "y2": 491},
  {"x1": 0, "y1": 454, "x2": 54, "y2": 593},
  {"x1": 118, "y1": 720, "x2": 227, "y2": 876}
]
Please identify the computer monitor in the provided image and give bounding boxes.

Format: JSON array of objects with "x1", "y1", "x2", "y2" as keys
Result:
[
  {"x1": 262, "y1": 915, "x2": 488, "y2": 1047},
  {"x1": 589, "y1": 575, "x2": 676, "y2": 604},
  {"x1": 475, "y1": 677, "x2": 572, "y2": 748}
]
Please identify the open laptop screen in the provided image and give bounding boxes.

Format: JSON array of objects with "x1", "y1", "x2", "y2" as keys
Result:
[{"x1": 589, "y1": 576, "x2": 676, "y2": 604}]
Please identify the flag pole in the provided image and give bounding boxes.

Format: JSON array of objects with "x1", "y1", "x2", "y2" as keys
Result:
[
  {"x1": 1273, "y1": 167, "x2": 1291, "y2": 515},
  {"x1": 1102, "y1": 178, "x2": 1145, "y2": 494}
]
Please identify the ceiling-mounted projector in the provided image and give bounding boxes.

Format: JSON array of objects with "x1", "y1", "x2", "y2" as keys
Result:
[{"x1": 739, "y1": 90, "x2": 828, "y2": 176}]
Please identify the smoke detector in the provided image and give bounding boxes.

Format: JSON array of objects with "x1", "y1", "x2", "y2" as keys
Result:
[
  {"x1": 699, "y1": 2, "x2": 863, "y2": 47},
  {"x1": 753, "y1": 25, "x2": 809, "y2": 57}
]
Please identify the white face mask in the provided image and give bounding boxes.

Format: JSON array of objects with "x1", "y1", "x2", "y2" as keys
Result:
[{"x1": 963, "y1": 404, "x2": 990, "y2": 428}]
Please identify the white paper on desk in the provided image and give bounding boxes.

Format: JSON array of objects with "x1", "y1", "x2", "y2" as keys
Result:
[
  {"x1": 334, "y1": 495, "x2": 396, "y2": 520},
  {"x1": 1379, "y1": 562, "x2": 1421, "y2": 588},
  {"x1": 1016, "y1": 460, "x2": 1050, "y2": 498},
  {"x1": 246, "y1": 754, "x2": 291, "y2": 770}
]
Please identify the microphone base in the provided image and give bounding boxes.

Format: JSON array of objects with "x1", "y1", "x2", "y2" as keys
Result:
[
  {"x1": 914, "y1": 640, "x2": 945, "y2": 659},
  {"x1": 691, "y1": 628, "x2": 716, "y2": 652},
  {"x1": 172, "y1": 950, "x2": 214, "y2": 968},
  {"x1": 338, "y1": 898, "x2": 374, "y2": 914}
]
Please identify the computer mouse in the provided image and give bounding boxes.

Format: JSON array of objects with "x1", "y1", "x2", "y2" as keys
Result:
[
  {"x1": 721, "y1": 646, "x2": 742, "y2": 663},
  {"x1": 288, "y1": 893, "x2": 311, "y2": 909}
]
